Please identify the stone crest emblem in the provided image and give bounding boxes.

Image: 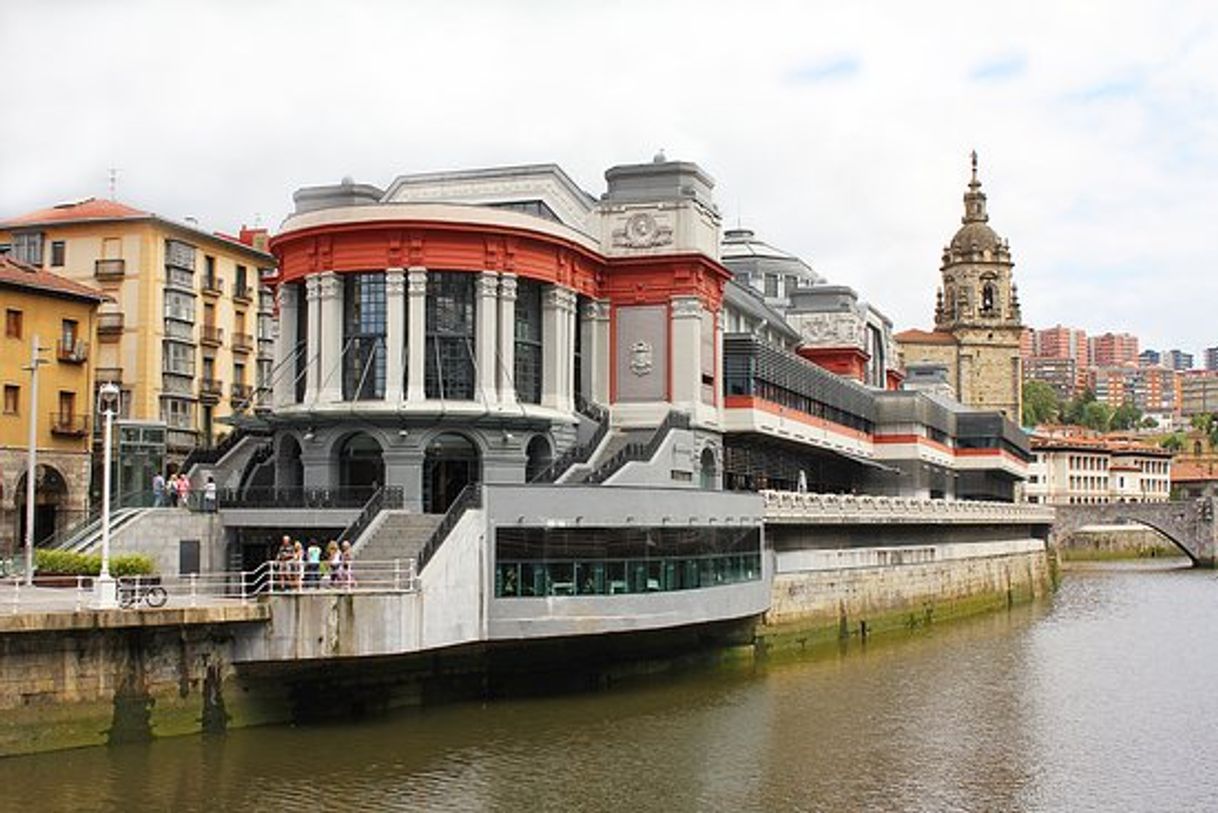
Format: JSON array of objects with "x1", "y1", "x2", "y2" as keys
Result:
[{"x1": 630, "y1": 340, "x2": 654, "y2": 376}]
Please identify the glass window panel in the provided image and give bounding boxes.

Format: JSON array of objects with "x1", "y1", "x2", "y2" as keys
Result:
[
  {"x1": 514, "y1": 279, "x2": 543, "y2": 404},
  {"x1": 425, "y1": 272, "x2": 476, "y2": 400}
]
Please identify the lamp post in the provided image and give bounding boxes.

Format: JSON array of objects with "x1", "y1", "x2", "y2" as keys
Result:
[
  {"x1": 95, "y1": 382, "x2": 120, "y2": 609},
  {"x1": 21, "y1": 335, "x2": 48, "y2": 587}
]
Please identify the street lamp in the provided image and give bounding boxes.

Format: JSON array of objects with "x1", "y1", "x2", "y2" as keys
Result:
[{"x1": 95, "y1": 382, "x2": 121, "y2": 609}]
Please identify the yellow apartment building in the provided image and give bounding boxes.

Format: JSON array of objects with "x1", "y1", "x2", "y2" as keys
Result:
[
  {"x1": 0, "y1": 198, "x2": 277, "y2": 469},
  {"x1": 0, "y1": 256, "x2": 107, "y2": 552}
]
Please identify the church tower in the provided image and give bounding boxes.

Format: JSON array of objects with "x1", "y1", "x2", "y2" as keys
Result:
[{"x1": 935, "y1": 152, "x2": 1023, "y2": 419}]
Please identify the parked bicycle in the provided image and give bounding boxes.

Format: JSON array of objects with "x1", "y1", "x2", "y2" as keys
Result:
[{"x1": 118, "y1": 577, "x2": 168, "y2": 609}]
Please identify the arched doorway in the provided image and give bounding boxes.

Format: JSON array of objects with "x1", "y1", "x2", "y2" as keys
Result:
[
  {"x1": 337, "y1": 433, "x2": 384, "y2": 499},
  {"x1": 277, "y1": 435, "x2": 304, "y2": 490},
  {"x1": 423, "y1": 433, "x2": 480, "y2": 514},
  {"x1": 15, "y1": 464, "x2": 68, "y2": 547},
  {"x1": 699, "y1": 447, "x2": 717, "y2": 490},
  {"x1": 525, "y1": 435, "x2": 552, "y2": 483}
]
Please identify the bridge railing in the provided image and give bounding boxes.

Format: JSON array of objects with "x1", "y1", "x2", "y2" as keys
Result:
[{"x1": 761, "y1": 490, "x2": 1056, "y2": 525}]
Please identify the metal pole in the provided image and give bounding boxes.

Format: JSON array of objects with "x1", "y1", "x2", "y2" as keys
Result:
[
  {"x1": 23, "y1": 336, "x2": 39, "y2": 587},
  {"x1": 94, "y1": 384, "x2": 119, "y2": 608}
]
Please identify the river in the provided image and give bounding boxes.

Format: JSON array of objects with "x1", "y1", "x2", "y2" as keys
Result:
[{"x1": 2, "y1": 559, "x2": 1216, "y2": 812}]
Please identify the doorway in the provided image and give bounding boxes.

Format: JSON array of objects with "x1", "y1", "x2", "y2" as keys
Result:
[{"x1": 423, "y1": 433, "x2": 480, "y2": 514}]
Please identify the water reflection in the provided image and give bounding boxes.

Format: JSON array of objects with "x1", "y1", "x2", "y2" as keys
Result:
[{"x1": 3, "y1": 561, "x2": 1217, "y2": 812}]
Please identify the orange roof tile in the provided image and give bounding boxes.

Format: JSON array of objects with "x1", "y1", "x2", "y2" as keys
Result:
[
  {"x1": 1171, "y1": 460, "x2": 1218, "y2": 482},
  {"x1": 0, "y1": 197, "x2": 149, "y2": 227},
  {"x1": 0, "y1": 255, "x2": 109, "y2": 303},
  {"x1": 895, "y1": 328, "x2": 957, "y2": 345}
]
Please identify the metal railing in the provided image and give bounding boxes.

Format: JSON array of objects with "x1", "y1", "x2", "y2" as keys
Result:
[
  {"x1": 233, "y1": 283, "x2": 253, "y2": 301},
  {"x1": 586, "y1": 410, "x2": 690, "y2": 484},
  {"x1": 530, "y1": 401, "x2": 610, "y2": 483},
  {"x1": 202, "y1": 276, "x2": 224, "y2": 296},
  {"x1": 200, "y1": 324, "x2": 224, "y2": 345},
  {"x1": 232, "y1": 332, "x2": 254, "y2": 352},
  {"x1": 334, "y1": 486, "x2": 405, "y2": 550},
  {"x1": 216, "y1": 486, "x2": 376, "y2": 509},
  {"x1": 94, "y1": 258, "x2": 126, "y2": 278},
  {"x1": 57, "y1": 339, "x2": 88, "y2": 363},
  {"x1": 416, "y1": 483, "x2": 482, "y2": 572},
  {"x1": 49, "y1": 412, "x2": 88, "y2": 436}
]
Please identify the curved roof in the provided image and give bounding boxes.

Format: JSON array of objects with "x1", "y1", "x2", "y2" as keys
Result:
[
  {"x1": 720, "y1": 228, "x2": 820, "y2": 283},
  {"x1": 950, "y1": 220, "x2": 1004, "y2": 254}
]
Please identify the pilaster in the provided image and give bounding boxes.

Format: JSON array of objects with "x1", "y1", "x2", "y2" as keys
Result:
[
  {"x1": 304, "y1": 275, "x2": 322, "y2": 402},
  {"x1": 317, "y1": 271, "x2": 343, "y2": 404},
  {"x1": 476, "y1": 271, "x2": 499, "y2": 405},
  {"x1": 497, "y1": 273, "x2": 517, "y2": 408},
  {"x1": 406, "y1": 267, "x2": 427, "y2": 402},
  {"x1": 670, "y1": 295, "x2": 702, "y2": 407},
  {"x1": 542, "y1": 286, "x2": 577, "y2": 411},
  {"x1": 384, "y1": 268, "x2": 406, "y2": 403},
  {"x1": 582, "y1": 299, "x2": 611, "y2": 406},
  {"x1": 274, "y1": 283, "x2": 299, "y2": 408}
]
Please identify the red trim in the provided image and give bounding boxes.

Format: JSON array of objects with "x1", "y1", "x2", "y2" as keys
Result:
[
  {"x1": 874, "y1": 433, "x2": 954, "y2": 456},
  {"x1": 724, "y1": 395, "x2": 870, "y2": 442},
  {"x1": 796, "y1": 346, "x2": 869, "y2": 382}
]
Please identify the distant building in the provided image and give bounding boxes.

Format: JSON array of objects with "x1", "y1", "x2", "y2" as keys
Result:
[
  {"x1": 0, "y1": 199, "x2": 277, "y2": 466},
  {"x1": 1026, "y1": 429, "x2": 1171, "y2": 505},
  {"x1": 1089, "y1": 332, "x2": 1139, "y2": 368},
  {"x1": 1165, "y1": 349, "x2": 1194, "y2": 371},
  {"x1": 1205, "y1": 346, "x2": 1218, "y2": 372},
  {"x1": 0, "y1": 256, "x2": 108, "y2": 553},
  {"x1": 1172, "y1": 460, "x2": 1218, "y2": 499},
  {"x1": 1138, "y1": 349, "x2": 1161, "y2": 367},
  {"x1": 1089, "y1": 365, "x2": 1176, "y2": 413},
  {"x1": 1180, "y1": 371, "x2": 1218, "y2": 417},
  {"x1": 896, "y1": 153, "x2": 1023, "y2": 420},
  {"x1": 1023, "y1": 356, "x2": 1077, "y2": 400}
]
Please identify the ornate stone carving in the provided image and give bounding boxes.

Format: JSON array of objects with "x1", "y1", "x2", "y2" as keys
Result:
[
  {"x1": 581, "y1": 299, "x2": 610, "y2": 321},
  {"x1": 407, "y1": 267, "x2": 428, "y2": 296},
  {"x1": 612, "y1": 211, "x2": 673, "y2": 249},
  {"x1": 305, "y1": 275, "x2": 321, "y2": 301},
  {"x1": 498, "y1": 273, "x2": 518, "y2": 301},
  {"x1": 670, "y1": 296, "x2": 702, "y2": 318},
  {"x1": 477, "y1": 271, "x2": 499, "y2": 298},
  {"x1": 384, "y1": 268, "x2": 406, "y2": 297},
  {"x1": 317, "y1": 272, "x2": 341, "y2": 301},
  {"x1": 792, "y1": 312, "x2": 866, "y2": 349},
  {"x1": 630, "y1": 340, "x2": 654, "y2": 377}
]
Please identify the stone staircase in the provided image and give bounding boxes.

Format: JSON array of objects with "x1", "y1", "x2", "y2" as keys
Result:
[{"x1": 353, "y1": 510, "x2": 443, "y2": 563}]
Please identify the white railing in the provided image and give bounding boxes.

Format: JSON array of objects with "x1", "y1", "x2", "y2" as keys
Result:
[
  {"x1": 760, "y1": 490, "x2": 1056, "y2": 525},
  {"x1": 0, "y1": 558, "x2": 419, "y2": 614}
]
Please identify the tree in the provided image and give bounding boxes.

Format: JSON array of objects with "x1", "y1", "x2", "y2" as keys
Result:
[
  {"x1": 1021, "y1": 380, "x2": 1061, "y2": 427},
  {"x1": 1160, "y1": 433, "x2": 1185, "y2": 452},
  {"x1": 1139, "y1": 416, "x2": 1160, "y2": 429},
  {"x1": 1081, "y1": 401, "x2": 1113, "y2": 432},
  {"x1": 1110, "y1": 402, "x2": 1142, "y2": 431},
  {"x1": 1063, "y1": 389, "x2": 1096, "y2": 425}
]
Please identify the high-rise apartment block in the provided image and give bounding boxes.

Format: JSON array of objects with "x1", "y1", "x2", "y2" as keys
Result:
[
  {"x1": 1165, "y1": 349, "x2": 1195, "y2": 371},
  {"x1": 1088, "y1": 332, "x2": 1139, "y2": 368},
  {"x1": 1180, "y1": 371, "x2": 1218, "y2": 417},
  {"x1": 1206, "y1": 346, "x2": 1218, "y2": 372}
]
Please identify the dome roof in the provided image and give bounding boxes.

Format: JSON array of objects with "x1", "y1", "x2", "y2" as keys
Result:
[
  {"x1": 950, "y1": 221, "x2": 1003, "y2": 254},
  {"x1": 720, "y1": 228, "x2": 820, "y2": 283}
]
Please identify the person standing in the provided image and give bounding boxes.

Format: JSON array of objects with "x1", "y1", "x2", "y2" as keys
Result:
[
  {"x1": 177, "y1": 474, "x2": 192, "y2": 509},
  {"x1": 167, "y1": 473, "x2": 180, "y2": 507},
  {"x1": 152, "y1": 472, "x2": 166, "y2": 507},
  {"x1": 203, "y1": 475, "x2": 218, "y2": 513},
  {"x1": 340, "y1": 540, "x2": 355, "y2": 588},
  {"x1": 305, "y1": 539, "x2": 322, "y2": 587}
]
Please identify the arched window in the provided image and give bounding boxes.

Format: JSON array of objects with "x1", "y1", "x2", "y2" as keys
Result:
[
  {"x1": 699, "y1": 447, "x2": 717, "y2": 490},
  {"x1": 425, "y1": 272, "x2": 476, "y2": 400},
  {"x1": 981, "y1": 282, "x2": 997, "y2": 315},
  {"x1": 337, "y1": 433, "x2": 384, "y2": 498},
  {"x1": 525, "y1": 435, "x2": 552, "y2": 482},
  {"x1": 515, "y1": 280, "x2": 543, "y2": 404},
  {"x1": 423, "y1": 433, "x2": 481, "y2": 513}
]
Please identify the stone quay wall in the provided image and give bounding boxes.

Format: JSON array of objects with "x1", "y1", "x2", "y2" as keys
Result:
[{"x1": 1056, "y1": 525, "x2": 1184, "y2": 561}]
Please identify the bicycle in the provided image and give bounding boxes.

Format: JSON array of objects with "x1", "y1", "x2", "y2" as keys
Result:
[{"x1": 118, "y1": 577, "x2": 168, "y2": 609}]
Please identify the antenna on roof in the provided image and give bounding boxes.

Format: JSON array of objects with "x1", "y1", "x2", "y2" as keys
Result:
[{"x1": 107, "y1": 167, "x2": 119, "y2": 200}]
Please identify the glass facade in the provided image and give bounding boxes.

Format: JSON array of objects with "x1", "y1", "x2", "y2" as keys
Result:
[
  {"x1": 514, "y1": 279, "x2": 543, "y2": 404},
  {"x1": 342, "y1": 273, "x2": 387, "y2": 400},
  {"x1": 294, "y1": 284, "x2": 308, "y2": 403},
  {"x1": 494, "y1": 525, "x2": 762, "y2": 598},
  {"x1": 425, "y1": 272, "x2": 476, "y2": 400}
]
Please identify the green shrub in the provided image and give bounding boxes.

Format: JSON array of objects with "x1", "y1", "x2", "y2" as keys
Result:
[{"x1": 34, "y1": 549, "x2": 155, "y2": 577}]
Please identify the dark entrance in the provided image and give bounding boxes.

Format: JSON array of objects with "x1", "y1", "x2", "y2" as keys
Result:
[
  {"x1": 525, "y1": 435, "x2": 552, "y2": 483},
  {"x1": 337, "y1": 433, "x2": 384, "y2": 500},
  {"x1": 15, "y1": 464, "x2": 68, "y2": 547},
  {"x1": 423, "y1": 433, "x2": 480, "y2": 514}
]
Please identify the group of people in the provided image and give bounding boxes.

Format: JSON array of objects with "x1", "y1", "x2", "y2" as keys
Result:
[
  {"x1": 274, "y1": 536, "x2": 355, "y2": 590},
  {"x1": 151, "y1": 472, "x2": 219, "y2": 511}
]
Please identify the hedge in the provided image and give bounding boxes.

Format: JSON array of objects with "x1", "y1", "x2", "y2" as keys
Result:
[{"x1": 34, "y1": 550, "x2": 155, "y2": 577}]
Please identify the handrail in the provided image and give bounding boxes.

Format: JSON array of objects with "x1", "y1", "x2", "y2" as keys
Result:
[
  {"x1": 215, "y1": 486, "x2": 375, "y2": 509},
  {"x1": 42, "y1": 489, "x2": 152, "y2": 549},
  {"x1": 586, "y1": 410, "x2": 690, "y2": 485},
  {"x1": 334, "y1": 486, "x2": 404, "y2": 548},
  {"x1": 530, "y1": 400, "x2": 611, "y2": 483},
  {"x1": 416, "y1": 483, "x2": 482, "y2": 572}
]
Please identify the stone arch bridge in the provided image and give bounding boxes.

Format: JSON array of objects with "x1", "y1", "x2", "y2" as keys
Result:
[{"x1": 1053, "y1": 498, "x2": 1217, "y2": 567}]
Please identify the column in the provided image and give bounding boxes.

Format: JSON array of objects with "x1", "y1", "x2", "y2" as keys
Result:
[
  {"x1": 476, "y1": 271, "x2": 499, "y2": 405},
  {"x1": 317, "y1": 271, "x2": 343, "y2": 404},
  {"x1": 406, "y1": 267, "x2": 427, "y2": 401},
  {"x1": 497, "y1": 273, "x2": 517, "y2": 408},
  {"x1": 670, "y1": 295, "x2": 703, "y2": 406},
  {"x1": 582, "y1": 299, "x2": 611, "y2": 405},
  {"x1": 384, "y1": 268, "x2": 406, "y2": 403},
  {"x1": 274, "y1": 283, "x2": 298, "y2": 408},
  {"x1": 542, "y1": 287, "x2": 577, "y2": 411},
  {"x1": 304, "y1": 275, "x2": 321, "y2": 402}
]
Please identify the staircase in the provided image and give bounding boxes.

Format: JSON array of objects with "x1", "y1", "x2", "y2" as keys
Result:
[{"x1": 354, "y1": 511, "x2": 443, "y2": 563}]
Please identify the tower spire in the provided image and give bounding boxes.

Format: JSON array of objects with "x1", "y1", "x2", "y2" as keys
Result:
[{"x1": 962, "y1": 150, "x2": 988, "y2": 224}]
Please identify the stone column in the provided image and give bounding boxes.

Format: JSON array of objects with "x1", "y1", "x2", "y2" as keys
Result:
[
  {"x1": 542, "y1": 286, "x2": 577, "y2": 411},
  {"x1": 582, "y1": 299, "x2": 611, "y2": 406},
  {"x1": 317, "y1": 271, "x2": 343, "y2": 404},
  {"x1": 497, "y1": 273, "x2": 517, "y2": 408},
  {"x1": 304, "y1": 275, "x2": 322, "y2": 402},
  {"x1": 670, "y1": 295, "x2": 703, "y2": 407},
  {"x1": 406, "y1": 267, "x2": 427, "y2": 401},
  {"x1": 476, "y1": 271, "x2": 499, "y2": 405},
  {"x1": 274, "y1": 283, "x2": 298, "y2": 408},
  {"x1": 384, "y1": 268, "x2": 406, "y2": 403}
]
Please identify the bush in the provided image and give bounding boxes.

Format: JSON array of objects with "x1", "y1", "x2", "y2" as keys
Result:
[{"x1": 34, "y1": 549, "x2": 155, "y2": 577}]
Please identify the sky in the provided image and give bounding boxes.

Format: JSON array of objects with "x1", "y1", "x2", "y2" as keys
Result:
[{"x1": 2, "y1": 1, "x2": 1216, "y2": 355}]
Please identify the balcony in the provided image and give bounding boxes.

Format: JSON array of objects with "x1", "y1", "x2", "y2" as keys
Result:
[
  {"x1": 231, "y1": 382, "x2": 253, "y2": 404},
  {"x1": 231, "y1": 332, "x2": 254, "y2": 353},
  {"x1": 94, "y1": 259, "x2": 126, "y2": 280},
  {"x1": 57, "y1": 339, "x2": 88, "y2": 364},
  {"x1": 254, "y1": 386, "x2": 272, "y2": 412},
  {"x1": 199, "y1": 377, "x2": 223, "y2": 403},
  {"x1": 165, "y1": 267, "x2": 195, "y2": 292},
  {"x1": 50, "y1": 413, "x2": 88, "y2": 437},
  {"x1": 162, "y1": 373, "x2": 195, "y2": 395},
  {"x1": 164, "y1": 320, "x2": 195, "y2": 343},
  {"x1": 97, "y1": 313, "x2": 124, "y2": 341},
  {"x1": 201, "y1": 276, "x2": 224, "y2": 297},
  {"x1": 233, "y1": 283, "x2": 253, "y2": 303},
  {"x1": 167, "y1": 428, "x2": 198, "y2": 451},
  {"x1": 199, "y1": 324, "x2": 224, "y2": 347}
]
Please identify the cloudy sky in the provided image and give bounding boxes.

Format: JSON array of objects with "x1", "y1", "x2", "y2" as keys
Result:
[{"x1": 3, "y1": 1, "x2": 1216, "y2": 354}]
